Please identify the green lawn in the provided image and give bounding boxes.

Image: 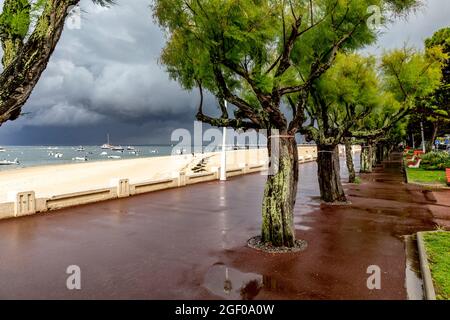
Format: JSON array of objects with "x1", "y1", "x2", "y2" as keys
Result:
[
  {"x1": 423, "y1": 232, "x2": 450, "y2": 300},
  {"x1": 406, "y1": 168, "x2": 447, "y2": 186}
]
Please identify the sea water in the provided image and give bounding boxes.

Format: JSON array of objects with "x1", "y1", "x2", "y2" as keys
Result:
[{"x1": 0, "y1": 145, "x2": 182, "y2": 171}]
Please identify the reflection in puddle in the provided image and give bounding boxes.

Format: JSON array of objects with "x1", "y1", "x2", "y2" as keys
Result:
[
  {"x1": 203, "y1": 263, "x2": 287, "y2": 299},
  {"x1": 203, "y1": 263, "x2": 263, "y2": 300},
  {"x1": 296, "y1": 224, "x2": 311, "y2": 231}
]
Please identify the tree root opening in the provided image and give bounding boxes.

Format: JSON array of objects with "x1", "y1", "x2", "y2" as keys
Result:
[{"x1": 247, "y1": 236, "x2": 307, "y2": 253}]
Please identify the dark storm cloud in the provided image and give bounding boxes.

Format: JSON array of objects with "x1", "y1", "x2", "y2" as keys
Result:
[
  {"x1": 0, "y1": 0, "x2": 216, "y2": 145},
  {"x1": 0, "y1": 0, "x2": 448, "y2": 145},
  {"x1": 363, "y1": 0, "x2": 450, "y2": 54}
]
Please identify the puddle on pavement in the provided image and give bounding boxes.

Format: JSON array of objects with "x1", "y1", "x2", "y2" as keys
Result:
[
  {"x1": 296, "y1": 225, "x2": 312, "y2": 231},
  {"x1": 203, "y1": 263, "x2": 266, "y2": 300},
  {"x1": 404, "y1": 235, "x2": 424, "y2": 300}
]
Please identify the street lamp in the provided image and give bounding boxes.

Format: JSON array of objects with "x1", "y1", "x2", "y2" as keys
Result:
[
  {"x1": 420, "y1": 121, "x2": 426, "y2": 153},
  {"x1": 220, "y1": 100, "x2": 228, "y2": 181}
]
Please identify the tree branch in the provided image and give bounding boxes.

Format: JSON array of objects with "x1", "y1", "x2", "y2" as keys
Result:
[
  {"x1": 0, "y1": 0, "x2": 80, "y2": 125},
  {"x1": 195, "y1": 81, "x2": 260, "y2": 130}
]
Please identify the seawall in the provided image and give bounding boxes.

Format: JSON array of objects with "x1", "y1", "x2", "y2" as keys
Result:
[{"x1": 0, "y1": 145, "x2": 324, "y2": 219}]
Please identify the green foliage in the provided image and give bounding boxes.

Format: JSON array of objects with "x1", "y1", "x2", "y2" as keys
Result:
[
  {"x1": 303, "y1": 52, "x2": 382, "y2": 144},
  {"x1": 420, "y1": 151, "x2": 450, "y2": 170},
  {"x1": 406, "y1": 27, "x2": 450, "y2": 152},
  {"x1": 422, "y1": 27, "x2": 450, "y2": 122},
  {"x1": 381, "y1": 46, "x2": 444, "y2": 104},
  {"x1": 351, "y1": 46, "x2": 444, "y2": 144},
  {"x1": 319, "y1": 53, "x2": 379, "y2": 111},
  {"x1": 153, "y1": 0, "x2": 420, "y2": 130},
  {"x1": 425, "y1": 27, "x2": 450, "y2": 54},
  {"x1": 0, "y1": 0, "x2": 31, "y2": 40},
  {"x1": 0, "y1": 0, "x2": 116, "y2": 66}
]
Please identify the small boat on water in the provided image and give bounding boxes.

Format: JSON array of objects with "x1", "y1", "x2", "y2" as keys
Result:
[
  {"x1": 0, "y1": 158, "x2": 19, "y2": 165},
  {"x1": 127, "y1": 146, "x2": 135, "y2": 151},
  {"x1": 111, "y1": 146, "x2": 124, "y2": 151},
  {"x1": 76, "y1": 146, "x2": 85, "y2": 152},
  {"x1": 72, "y1": 156, "x2": 87, "y2": 162},
  {"x1": 100, "y1": 134, "x2": 125, "y2": 151},
  {"x1": 101, "y1": 134, "x2": 113, "y2": 149},
  {"x1": 175, "y1": 148, "x2": 186, "y2": 155},
  {"x1": 100, "y1": 151, "x2": 108, "y2": 156},
  {"x1": 108, "y1": 155, "x2": 121, "y2": 159},
  {"x1": 0, "y1": 147, "x2": 6, "y2": 152}
]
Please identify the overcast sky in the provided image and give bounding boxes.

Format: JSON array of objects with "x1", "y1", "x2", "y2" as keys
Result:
[{"x1": 0, "y1": 0, "x2": 448, "y2": 145}]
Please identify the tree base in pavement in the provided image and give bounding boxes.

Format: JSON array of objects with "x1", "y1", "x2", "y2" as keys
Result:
[{"x1": 247, "y1": 236, "x2": 307, "y2": 254}]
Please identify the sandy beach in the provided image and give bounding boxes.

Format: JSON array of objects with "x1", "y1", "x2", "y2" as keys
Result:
[{"x1": 1, "y1": 146, "x2": 318, "y2": 204}]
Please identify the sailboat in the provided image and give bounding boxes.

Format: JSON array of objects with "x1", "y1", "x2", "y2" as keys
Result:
[{"x1": 101, "y1": 134, "x2": 113, "y2": 149}]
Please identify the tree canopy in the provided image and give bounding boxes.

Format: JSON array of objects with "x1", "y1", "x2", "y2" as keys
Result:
[
  {"x1": 301, "y1": 52, "x2": 380, "y2": 145},
  {"x1": 351, "y1": 46, "x2": 444, "y2": 140},
  {"x1": 153, "y1": 0, "x2": 422, "y2": 134}
]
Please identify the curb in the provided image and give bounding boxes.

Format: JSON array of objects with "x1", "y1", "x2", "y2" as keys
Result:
[{"x1": 416, "y1": 232, "x2": 437, "y2": 300}]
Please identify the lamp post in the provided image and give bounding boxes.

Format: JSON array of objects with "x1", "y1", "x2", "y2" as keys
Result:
[
  {"x1": 420, "y1": 121, "x2": 426, "y2": 153},
  {"x1": 220, "y1": 100, "x2": 227, "y2": 181}
]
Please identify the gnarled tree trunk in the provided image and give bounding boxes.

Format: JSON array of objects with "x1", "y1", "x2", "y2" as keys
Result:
[
  {"x1": 261, "y1": 136, "x2": 298, "y2": 247},
  {"x1": 344, "y1": 138, "x2": 356, "y2": 183},
  {"x1": 0, "y1": 0, "x2": 79, "y2": 125},
  {"x1": 426, "y1": 122, "x2": 439, "y2": 152},
  {"x1": 384, "y1": 145, "x2": 390, "y2": 160},
  {"x1": 360, "y1": 143, "x2": 373, "y2": 173},
  {"x1": 0, "y1": 0, "x2": 31, "y2": 68},
  {"x1": 376, "y1": 143, "x2": 384, "y2": 163},
  {"x1": 371, "y1": 144, "x2": 377, "y2": 167},
  {"x1": 316, "y1": 144, "x2": 346, "y2": 203}
]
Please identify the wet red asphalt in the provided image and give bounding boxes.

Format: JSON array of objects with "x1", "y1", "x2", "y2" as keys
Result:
[{"x1": 0, "y1": 153, "x2": 448, "y2": 299}]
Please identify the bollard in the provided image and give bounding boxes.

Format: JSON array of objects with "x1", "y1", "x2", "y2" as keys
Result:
[
  {"x1": 117, "y1": 179, "x2": 130, "y2": 198},
  {"x1": 15, "y1": 191, "x2": 36, "y2": 217},
  {"x1": 178, "y1": 172, "x2": 186, "y2": 187}
]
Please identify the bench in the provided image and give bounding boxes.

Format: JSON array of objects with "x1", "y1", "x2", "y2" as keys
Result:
[
  {"x1": 446, "y1": 168, "x2": 450, "y2": 186},
  {"x1": 407, "y1": 158, "x2": 421, "y2": 168}
]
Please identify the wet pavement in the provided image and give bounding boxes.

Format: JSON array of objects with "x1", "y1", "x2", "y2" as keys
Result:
[{"x1": 0, "y1": 152, "x2": 449, "y2": 299}]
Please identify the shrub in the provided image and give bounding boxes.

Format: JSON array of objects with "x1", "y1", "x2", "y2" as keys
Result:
[{"x1": 420, "y1": 152, "x2": 450, "y2": 170}]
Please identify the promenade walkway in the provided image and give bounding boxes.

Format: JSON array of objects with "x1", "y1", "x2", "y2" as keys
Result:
[{"x1": 0, "y1": 153, "x2": 448, "y2": 299}]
